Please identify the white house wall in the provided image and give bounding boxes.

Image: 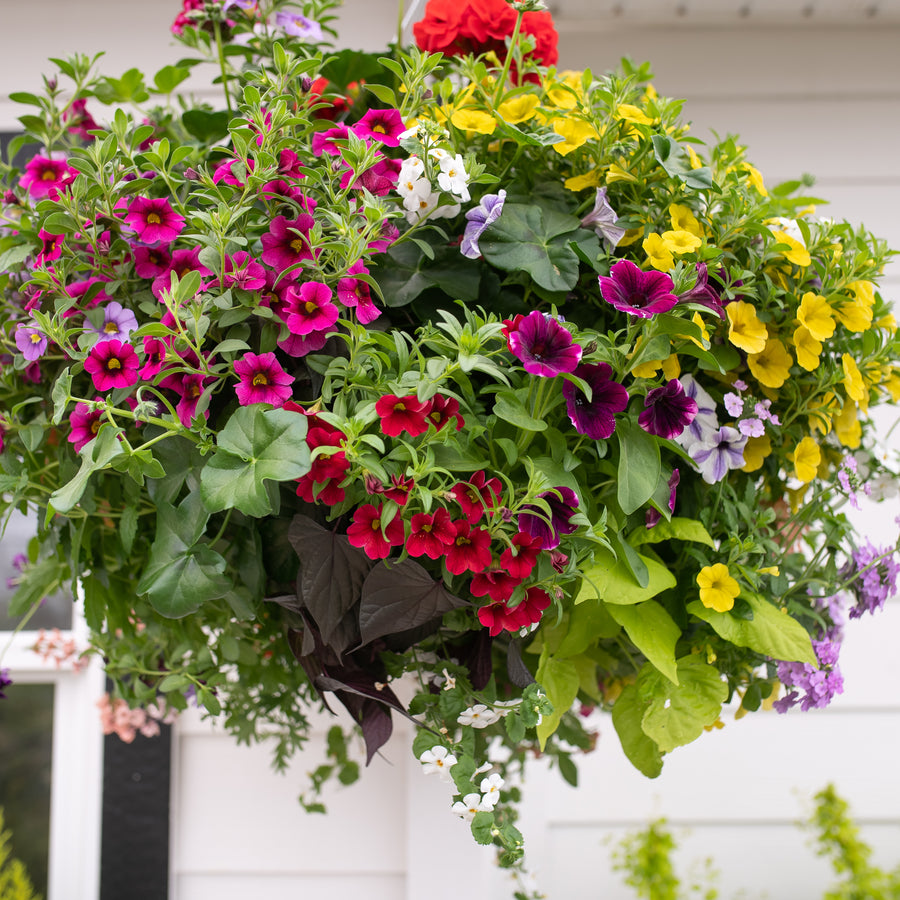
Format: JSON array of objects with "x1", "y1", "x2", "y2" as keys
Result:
[{"x1": 3, "y1": 4, "x2": 900, "y2": 899}]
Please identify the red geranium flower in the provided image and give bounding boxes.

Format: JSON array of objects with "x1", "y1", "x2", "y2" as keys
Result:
[
  {"x1": 347, "y1": 504, "x2": 405, "y2": 560},
  {"x1": 450, "y1": 470, "x2": 502, "y2": 524},
  {"x1": 445, "y1": 520, "x2": 493, "y2": 575},
  {"x1": 375, "y1": 394, "x2": 430, "y2": 438}
]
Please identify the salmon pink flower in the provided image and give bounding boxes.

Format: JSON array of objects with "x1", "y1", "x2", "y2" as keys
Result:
[
  {"x1": 124, "y1": 197, "x2": 185, "y2": 244},
  {"x1": 507, "y1": 310, "x2": 582, "y2": 377},
  {"x1": 84, "y1": 339, "x2": 140, "y2": 392},
  {"x1": 347, "y1": 504, "x2": 405, "y2": 559},
  {"x1": 375, "y1": 394, "x2": 430, "y2": 437},
  {"x1": 445, "y1": 521, "x2": 493, "y2": 575},
  {"x1": 407, "y1": 508, "x2": 456, "y2": 559},
  {"x1": 599, "y1": 259, "x2": 678, "y2": 318},
  {"x1": 562, "y1": 362, "x2": 629, "y2": 440},
  {"x1": 234, "y1": 352, "x2": 294, "y2": 407}
]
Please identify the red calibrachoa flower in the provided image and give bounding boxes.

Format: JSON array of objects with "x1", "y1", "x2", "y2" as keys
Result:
[
  {"x1": 296, "y1": 426, "x2": 350, "y2": 505},
  {"x1": 445, "y1": 520, "x2": 493, "y2": 575},
  {"x1": 477, "y1": 586, "x2": 552, "y2": 636},
  {"x1": 470, "y1": 568, "x2": 522, "y2": 603},
  {"x1": 233, "y1": 351, "x2": 294, "y2": 407},
  {"x1": 382, "y1": 474, "x2": 414, "y2": 506},
  {"x1": 375, "y1": 394, "x2": 430, "y2": 437},
  {"x1": 450, "y1": 470, "x2": 502, "y2": 523},
  {"x1": 347, "y1": 504, "x2": 405, "y2": 560},
  {"x1": 406, "y1": 507, "x2": 456, "y2": 559},
  {"x1": 499, "y1": 531, "x2": 542, "y2": 579},
  {"x1": 426, "y1": 394, "x2": 464, "y2": 431},
  {"x1": 84, "y1": 339, "x2": 139, "y2": 391}
]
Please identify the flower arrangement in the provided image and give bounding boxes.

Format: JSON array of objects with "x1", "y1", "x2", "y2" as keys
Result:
[{"x1": 1, "y1": 0, "x2": 899, "y2": 889}]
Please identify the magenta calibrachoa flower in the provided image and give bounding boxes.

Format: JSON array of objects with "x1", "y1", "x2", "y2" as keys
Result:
[
  {"x1": 124, "y1": 197, "x2": 186, "y2": 244},
  {"x1": 233, "y1": 352, "x2": 294, "y2": 407},
  {"x1": 84, "y1": 339, "x2": 140, "y2": 391},
  {"x1": 507, "y1": 310, "x2": 582, "y2": 376},
  {"x1": 599, "y1": 259, "x2": 679, "y2": 318},
  {"x1": 18, "y1": 154, "x2": 76, "y2": 199},
  {"x1": 562, "y1": 362, "x2": 629, "y2": 440},
  {"x1": 15, "y1": 324, "x2": 48, "y2": 361},
  {"x1": 351, "y1": 108, "x2": 406, "y2": 146},
  {"x1": 638, "y1": 379, "x2": 698, "y2": 439},
  {"x1": 68, "y1": 401, "x2": 104, "y2": 452},
  {"x1": 260, "y1": 214, "x2": 316, "y2": 271},
  {"x1": 284, "y1": 281, "x2": 339, "y2": 335}
]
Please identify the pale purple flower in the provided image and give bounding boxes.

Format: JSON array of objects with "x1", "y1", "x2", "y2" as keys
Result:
[
  {"x1": 92, "y1": 302, "x2": 138, "y2": 342},
  {"x1": 738, "y1": 417, "x2": 764, "y2": 437},
  {"x1": 689, "y1": 426, "x2": 747, "y2": 484},
  {"x1": 15, "y1": 323, "x2": 48, "y2": 361},
  {"x1": 846, "y1": 541, "x2": 900, "y2": 619},
  {"x1": 733, "y1": 380, "x2": 748, "y2": 391},
  {"x1": 675, "y1": 374, "x2": 718, "y2": 448},
  {"x1": 724, "y1": 392, "x2": 744, "y2": 417},
  {"x1": 507, "y1": 310, "x2": 582, "y2": 377},
  {"x1": 275, "y1": 11, "x2": 323, "y2": 40},
  {"x1": 580, "y1": 187, "x2": 625, "y2": 251},
  {"x1": 461, "y1": 189, "x2": 506, "y2": 259},
  {"x1": 754, "y1": 399, "x2": 780, "y2": 425},
  {"x1": 774, "y1": 638, "x2": 844, "y2": 713}
]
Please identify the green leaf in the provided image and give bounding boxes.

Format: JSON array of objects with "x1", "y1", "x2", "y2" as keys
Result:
[
  {"x1": 617, "y1": 418, "x2": 661, "y2": 515},
  {"x1": 48, "y1": 424, "x2": 125, "y2": 516},
  {"x1": 200, "y1": 406, "x2": 311, "y2": 517},
  {"x1": 0, "y1": 245, "x2": 31, "y2": 272},
  {"x1": 631, "y1": 516, "x2": 715, "y2": 549},
  {"x1": 611, "y1": 684, "x2": 663, "y2": 778},
  {"x1": 182, "y1": 109, "x2": 230, "y2": 143},
  {"x1": 638, "y1": 656, "x2": 728, "y2": 753},
  {"x1": 606, "y1": 600, "x2": 680, "y2": 684},
  {"x1": 494, "y1": 390, "x2": 547, "y2": 432},
  {"x1": 374, "y1": 239, "x2": 481, "y2": 306},
  {"x1": 576, "y1": 548, "x2": 676, "y2": 606},
  {"x1": 152, "y1": 64, "x2": 191, "y2": 94},
  {"x1": 471, "y1": 811, "x2": 495, "y2": 845},
  {"x1": 687, "y1": 594, "x2": 817, "y2": 664},
  {"x1": 651, "y1": 135, "x2": 714, "y2": 191},
  {"x1": 81, "y1": 574, "x2": 108, "y2": 632},
  {"x1": 535, "y1": 647, "x2": 580, "y2": 748},
  {"x1": 480, "y1": 203, "x2": 587, "y2": 293}
]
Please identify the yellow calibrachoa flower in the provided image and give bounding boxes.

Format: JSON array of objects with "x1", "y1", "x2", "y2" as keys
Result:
[
  {"x1": 771, "y1": 230, "x2": 811, "y2": 267},
  {"x1": 741, "y1": 434, "x2": 772, "y2": 472},
  {"x1": 617, "y1": 226, "x2": 643, "y2": 246},
  {"x1": 616, "y1": 103, "x2": 654, "y2": 126},
  {"x1": 563, "y1": 171, "x2": 602, "y2": 191},
  {"x1": 882, "y1": 368, "x2": 900, "y2": 401},
  {"x1": 834, "y1": 296, "x2": 874, "y2": 333},
  {"x1": 833, "y1": 401, "x2": 861, "y2": 449},
  {"x1": 697, "y1": 564, "x2": 740, "y2": 613},
  {"x1": 841, "y1": 353, "x2": 867, "y2": 410},
  {"x1": 848, "y1": 280, "x2": 876, "y2": 307},
  {"x1": 606, "y1": 163, "x2": 638, "y2": 184},
  {"x1": 875, "y1": 312, "x2": 897, "y2": 332},
  {"x1": 450, "y1": 108, "x2": 497, "y2": 135},
  {"x1": 661, "y1": 229, "x2": 702, "y2": 255},
  {"x1": 552, "y1": 117, "x2": 598, "y2": 155},
  {"x1": 792, "y1": 435, "x2": 821, "y2": 483},
  {"x1": 792, "y1": 325, "x2": 822, "y2": 372},
  {"x1": 669, "y1": 203, "x2": 703, "y2": 239},
  {"x1": 631, "y1": 353, "x2": 680, "y2": 380},
  {"x1": 497, "y1": 93, "x2": 540, "y2": 124},
  {"x1": 686, "y1": 145, "x2": 703, "y2": 170},
  {"x1": 742, "y1": 162, "x2": 767, "y2": 196},
  {"x1": 642, "y1": 233, "x2": 674, "y2": 271},
  {"x1": 748, "y1": 337, "x2": 792, "y2": 388},
  {"x1": 807, "y1": 392, "x2": 837, "y2": 435},
  {"x1": 546, "y1": 71, "x2": 583, "y2": 109},
  {"x1": 797, "y1": 292, "x2": 835, "y2": 341},
  {"x1": 726, "y1": 301, "x2": 768, "y2": 354},
  {"x1": 759, "y1": 565, "x2": 780, "y2": 576}
]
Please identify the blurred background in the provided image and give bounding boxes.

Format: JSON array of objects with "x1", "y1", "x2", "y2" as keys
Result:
[{"x1": 1, "y1": 1, "x2": 899, "y2": 898}]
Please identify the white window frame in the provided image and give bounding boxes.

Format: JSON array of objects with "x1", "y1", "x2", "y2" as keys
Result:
[{"x1": 2, "y1": 606, "x2": 105, "y2": 900}]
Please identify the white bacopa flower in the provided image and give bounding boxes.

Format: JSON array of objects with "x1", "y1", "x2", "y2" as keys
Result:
[
  {"x1": 457, "y1": 704, "x2": 501, "y2": 728},
  {"x1": 441, "y1": 668, "x2": 457, "y2": 691},
  {"x1": 403, "y1": 190, "x2": 441, "y2": 224},
  {"x1": 419, "y1": 745, "x2": 458, "y2": 781},
  {"x1": 437, "y1": 153, "x2": 470, "y2": 202},
  {"x1": 398, "y1": 155, "x2": 425, "y2": 182},
  {"x1": 451, "y1": 792, "x2": 492, "y2": 823},
  {"x1": 480, "y1": 773, "x2": 504, "y2": 808}
]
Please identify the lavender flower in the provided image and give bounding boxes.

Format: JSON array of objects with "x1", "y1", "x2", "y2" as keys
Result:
[
  {"x1": 507, "y1": 310, "x2": 582, "y2": 377},
  {"x1": 6, "y1": 552, "x2": 27, "y2": 590},
  {"x1": 275, "y1": 11, "x2": 323, "y2": 40},
  {"x1": 580, "y1": 187, "x2": 625, "y2": 251},
  {"x1": 599, "y1": 259, "x2": 678, "y2": 318},
  {"x1": 724, "y1": 392, "x2": 744, "y2": 417},
  {"x1": 773, "y1": 639, "x2": 844, "y2": 712},
  {"x1": 460, "y1": 190, "x2": 506, "y2": 259},
  {"x1": 675, "y1": 374, "x2": 718, "y2": 448},
  {"x1": 518, "y1": 486, "x2": 580, "y2": 550},
  {"x1": 15, "y1": 323, "x2": 48, "y2": 361},
  {"x1": 846, "y1": 541, "x2": 900, "y2": 619},
  {"x1": 689, "y1": 426, "x2": 747, "y2": 484},
  {"x1": 638, "y1": 379, "x2": 697, "y2": 440},
  {"x1": 92, "y1": 302, "x2": 138, "y2": 342},
  {"x1": 562, "y1": 362, "x2": 629, "y2": 440},
  {"x1": 738, "y1": 417, "x2": 764, "y2": 437}
]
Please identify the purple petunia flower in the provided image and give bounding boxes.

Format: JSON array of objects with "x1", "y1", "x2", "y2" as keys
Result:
[
  {"x1": 676, "y1": 263, "x2": 725, "y2": 318},
  {"x1": 0, "y1": 667, "x2": 12, "y2": 700},
  {"x1": 92, "y1": 301, "x2": 138, "y2": 342},
  {"x1": 461, "y1": 190, "x2": 506, "y2": 259},
  {"x1": 599, "y1": 259, "x2": 679, "y2": 318},
  {"x1": 638, "y1": 379, "x2": 698, "y2": 440},
  {"x1": 562, "y1": 362, "x2": 629, "y2": 439},
  {"x1": 507, "y1": 310, "x2": 582, "y2": 377},
  {"x1": 646, "y1": 468, "x2": 680, "y2": 529},
  {"x1": 846, "y1": 541, "x2": 900, "y2": 619},
  {"x1": 689, "y1": 425, "x2": 747, "y2": 484},
  {"x1": 275, "y1": 11, "x2": 323, "y2": 40},
  {"x1": 580, "y1": 187, "x2": 626, "y2": 251},
  {"x1": 518, "y1": 486, "x2": 580, "y2": 550},
  {"x1": 675, "y1": 374, "x2": 718, "y2": 448},
  {"x1": 15, "y1": 323, "x2": 48, "y2": 361}
]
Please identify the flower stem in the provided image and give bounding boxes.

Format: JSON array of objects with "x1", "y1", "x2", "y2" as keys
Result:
[
  {"x1": 492, "y1": 10, "x2": 525, "y2": 107},
  {"x1": 213, "y1": 19, "x2": 234, "y2": 116}
]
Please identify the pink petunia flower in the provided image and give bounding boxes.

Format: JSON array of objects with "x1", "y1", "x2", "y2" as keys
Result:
[
  {"x1": 124, "y1": 197, "x2": 185, "y2": 244},
  {"x1": 84, "y1": 339, "x2": 140, "y2": 391},
  {"x1": 233, "y1": 351, "x2": 294, "y2": 407}
]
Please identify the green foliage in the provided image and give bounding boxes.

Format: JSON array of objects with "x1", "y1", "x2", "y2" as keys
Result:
[{"x1": 0, "y1": 809, "x2": 42, "y2": 900}]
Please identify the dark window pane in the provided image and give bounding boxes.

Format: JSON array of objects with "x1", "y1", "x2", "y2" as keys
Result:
[
  {"x1": 0, "y1": 511, "x2": 73, "y2": 631},
  {"x1": 0, "y1": 683, "x2": 53, "y2": 895}
]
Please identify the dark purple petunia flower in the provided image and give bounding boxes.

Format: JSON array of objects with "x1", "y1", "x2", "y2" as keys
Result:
[
  {"x1": 638, "y1": 379, "x2": 698, "y2": 440},
  {"x1": 689, "y1": 426, "x2": 747, "y2": 484},
  {"x1": 562, "y1": 362, "x2": 629, "y2": 439},
  {"x1": 599, "y1": 259, "x2": 679, "y2": 318},
  {"x1": 646, "y1": 468, "x2": 680, "y2": 528},
  {"x1": 0, "y1": 666, "x2": 12, "y2": 699},
  {"x1": 676, "y1": 263, "x2": 725, "y2": 318},
  {"x1": 507, "y1": 310, "x2": 582, "y2": 377},
  {"x1": 461, "y1": 189, "x2": 506, "y2": 259},
  {"x1": 518, "y1": 486, "x2": 580, "y2": 550}
]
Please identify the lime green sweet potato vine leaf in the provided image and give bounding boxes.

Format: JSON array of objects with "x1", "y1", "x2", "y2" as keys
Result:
[
  {"x1": 200, "y1": 406, "x2": 311, "y2": 517},
  {"x1": 606, "y1": 600, "x2": 681, "y2": 684},
  {"x1": 576, "y1": 548, "x2": 676, "y2": 606}
]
